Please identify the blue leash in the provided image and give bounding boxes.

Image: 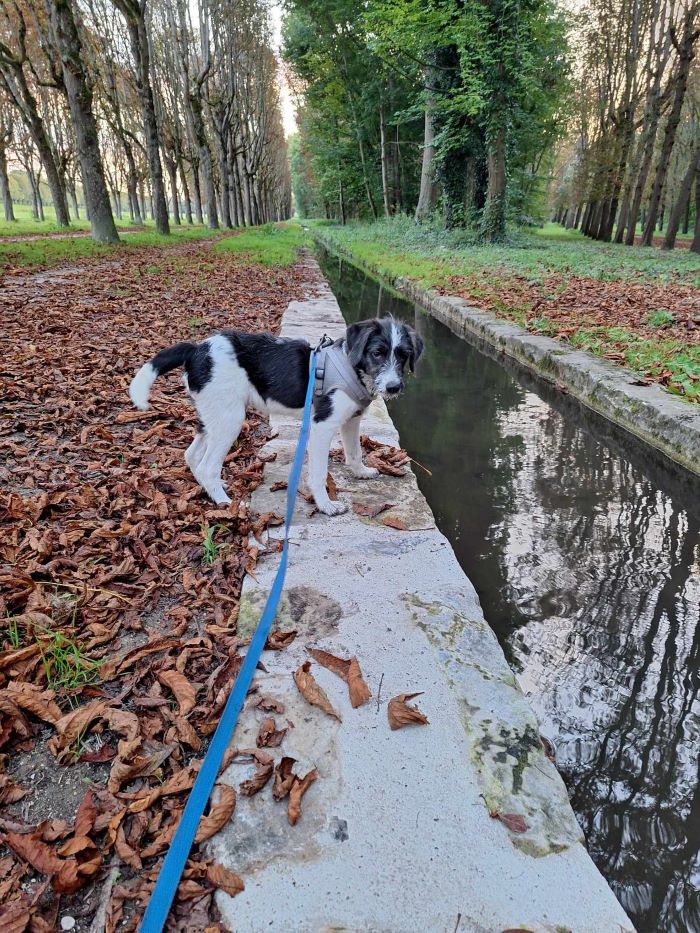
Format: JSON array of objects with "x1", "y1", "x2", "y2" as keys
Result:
[{"x1": 140, "y1": 349, "x2": 318, "y2": 932}]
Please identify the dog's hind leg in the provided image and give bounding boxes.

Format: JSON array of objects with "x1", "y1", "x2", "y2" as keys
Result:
[
  {"x1": 192, "y1": 405, "x2": 245, "y2": 505},
  {"x1": 184, "y1": 431, "x2": 207, "y2": 475}
]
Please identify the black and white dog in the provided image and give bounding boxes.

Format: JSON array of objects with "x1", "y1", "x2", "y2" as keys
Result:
[{"x1": 129, "y1": 318, "x2": 423, "y2": 516}]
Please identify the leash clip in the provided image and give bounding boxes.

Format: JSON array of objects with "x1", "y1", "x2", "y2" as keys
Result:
[{"x1": 315, "y1": 333, "x2": 333, "y2": 352}]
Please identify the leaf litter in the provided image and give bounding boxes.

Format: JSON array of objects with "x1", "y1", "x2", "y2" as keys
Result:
[{"x1": 0, "y1": 240, "x2": 321, "y2": 929}]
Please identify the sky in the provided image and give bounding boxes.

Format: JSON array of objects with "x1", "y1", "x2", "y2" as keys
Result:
[{"x1": 270, "y1": 2, "x2": 298, "y2": 137}]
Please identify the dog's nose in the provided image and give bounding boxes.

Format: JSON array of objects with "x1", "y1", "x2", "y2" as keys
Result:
[{"x1": 386, "y1": 381, "x2": 403, "y2": 394}]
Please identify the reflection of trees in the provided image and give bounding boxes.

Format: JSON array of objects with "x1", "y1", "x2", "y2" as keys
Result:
[{"x1": 320, "y1": 250, "x2": 700, "y2": 933}]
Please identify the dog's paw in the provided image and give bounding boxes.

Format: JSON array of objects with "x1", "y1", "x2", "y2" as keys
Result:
[
  {"x1": 317, "y1": 500, "x2": 348, "y2": 517},
  {"x1": 352, "y1": 466, "x2": 380, "y2": 480}
]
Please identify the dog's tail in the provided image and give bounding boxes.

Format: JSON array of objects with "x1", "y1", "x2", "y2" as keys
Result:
[{"x1": 129, "y1": 342, "x2": 197, "y2": 411}]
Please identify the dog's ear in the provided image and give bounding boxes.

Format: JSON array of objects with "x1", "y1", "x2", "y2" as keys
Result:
[
  {"x1": 346, "y1": 319, "x2": 379, "y2": 367},
  {"x1": 404, "y1": 325, "x2": 424, "y2": 373}
]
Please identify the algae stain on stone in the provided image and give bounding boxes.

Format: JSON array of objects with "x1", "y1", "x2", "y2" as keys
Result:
[{"x1": 237, "y1": 585, "x2": 342, "y2": 640}]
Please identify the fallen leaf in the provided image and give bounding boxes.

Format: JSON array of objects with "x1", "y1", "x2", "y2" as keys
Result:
[
  {"x1": 352, "y1": 501, "x2": 395, "y2": 518},
  {"x1": 272, "y1": 757, "x2": 296, "y2": 800},
  {"x1": 287, "y1": 768, "x2": 318, "y2": 826},
  {"x1": 308, "y1": 649, "x2": 371, "y2": 708},
  {"x1": 239, "y1": 749, "x2": 274, "y2": 796},
  {"x1": 387, "y1": 692, "x2": 429, "y2": 730},
  {"x1": 326, "y1": 473, "x2": 338, "y2": 501},
  {"x1": 158, "y1": 670, "x2": 197, "y2": 717},
  {"x1": 490, "y1": 811, "x2": 529, "y2": 834},
  {"x1": 256, "y1": 718, "x2": 287, "y2": 748},
  {"x1": 194, "y1": 785, "x2": 236, "y2": 843},
  {"x1": 206, "y1": 863, "x2": 244, "y2": 898},
  {"x1": 264, "y1": 629, "x2": 297, "y2": 650},
  {"x1": 293, "y1": 662, "x2": 341, "y2": 721},
  {"x1": 381, "y1": 515, "x2": 408, "y2": 531}
]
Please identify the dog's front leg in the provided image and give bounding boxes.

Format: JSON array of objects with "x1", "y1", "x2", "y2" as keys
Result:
[
  {"x1": 307, "y1": 422, "x2": 347, "y2": 516},
  {"x1": 340, "y1": 415, "x2": 379, "y2": 479}
]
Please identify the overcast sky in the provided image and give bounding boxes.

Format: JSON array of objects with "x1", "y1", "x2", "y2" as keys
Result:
[{"x1": 270, "y1": 2, "x2": 298, "y2": 137}]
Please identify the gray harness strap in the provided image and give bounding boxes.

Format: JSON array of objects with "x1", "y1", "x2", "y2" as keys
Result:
[{"x1": 312, "y1": 336, "x2": 373, "y2": 411}]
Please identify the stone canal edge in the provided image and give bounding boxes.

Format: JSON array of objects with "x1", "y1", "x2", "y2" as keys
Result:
[{"x1": 207, "y1": 258, "x2": 635, "y2": 933}]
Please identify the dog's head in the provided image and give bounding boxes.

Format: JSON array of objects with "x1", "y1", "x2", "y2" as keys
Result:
[{"x1": 345, "y1": 317, "x2": 424, "y2": 399}]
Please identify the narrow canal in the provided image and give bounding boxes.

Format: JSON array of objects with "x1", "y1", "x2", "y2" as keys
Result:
[{"x1": 317, "y1": 248, "x2": 700, "y2": 933}]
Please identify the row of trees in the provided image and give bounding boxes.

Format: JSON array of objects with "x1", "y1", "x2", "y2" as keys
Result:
[
  {"x1": 0, "y1": 0, "x2": 292, "y2": 241},
  {"x1": 283, "y1": 0, "x2": 571, "y2": 241},
  {"x1": 546, "y1": 0, "x2": 699, "y2": 251},
  {"x1": 283, "y1": 0, "x2": 700, "y2": 249}
]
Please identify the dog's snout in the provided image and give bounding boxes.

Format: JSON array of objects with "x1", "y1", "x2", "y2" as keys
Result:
[{"x1": 386, "y1": 381, "x2": 403, "y2": 395}]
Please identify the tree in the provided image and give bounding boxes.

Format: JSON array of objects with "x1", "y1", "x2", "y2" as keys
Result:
[{"x1": 46, "y1": 0, "x2": 119, "y2": 241}]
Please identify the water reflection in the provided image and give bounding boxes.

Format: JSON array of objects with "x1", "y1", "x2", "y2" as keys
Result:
[{"x1": 318, "y1": 250, "x2": 700, "y2": 933}]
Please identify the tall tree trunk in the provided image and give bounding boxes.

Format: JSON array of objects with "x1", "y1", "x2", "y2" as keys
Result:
[
  {"x1": 179, "y1": 159, "x2": 192, "y2": 224},
  {"x1": 49, "y1": 0, "x2": 119, "y2": 243},
  {"x1": 691, "y1": 169, "x2": 700, "y2": 253},
  {"x1": 165, "y1": 156, "x2": 180, "y2": 224},
  {"x1": 114, "y1": 1, "x2": 170, "y2": 234},
  {"x1": 0, "y1": 141, "x2": 14, "y2": 221},
  {"x1": 480, "y1": 126, "x2": 507, "y2": 241},
  {"x1": 415, "y1": 96, "x2": 437, "y2": 222},
  {"x1": 393, "y1": 124, "x2": 403, "y2": 213},
  {"x1": 191, "y1": 162, "x2": 203, "y2": 224},
  {"x1": 663, "y1": 143, "x2": 700, "y2": 249},
  {"x1": 641, "y1": 18, "x2": 699, "y2": 246},
  {"x1": 379, "y1": 101, "x2": 391, "y2": 218}
]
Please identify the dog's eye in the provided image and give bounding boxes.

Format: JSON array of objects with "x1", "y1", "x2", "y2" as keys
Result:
[{"x1": 371, "y1": 348, "x2": 385, "y2": 359}]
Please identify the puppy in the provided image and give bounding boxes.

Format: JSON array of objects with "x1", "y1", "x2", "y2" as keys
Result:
[{"x1": 129, "y1": 317, "x2": 424, "y2": 515}]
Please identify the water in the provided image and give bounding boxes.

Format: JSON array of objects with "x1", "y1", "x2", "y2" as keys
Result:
[{"x1": 317, "y1": 249, "x2": 700, "y2": 933}]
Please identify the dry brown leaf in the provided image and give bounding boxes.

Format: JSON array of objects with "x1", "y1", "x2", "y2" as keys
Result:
[
  {"x1": 264, "y1": 629, "x2": 297, "y2": 650},
  {"x1": 287, "y1": 768, "x2": 318, "y2": 826},
  {"x1": 381, "y1": 515, "x2": 409, "y2": 531},
  {"x1": 490, "y1": 811, "x2": 529, "y2": 834},
  {"x1": 272, "y1": 756, "x2": 296, "y2": 801},
  {"x1": 239, "y1": 748, "x2": 274, "y2": 796},
  {"x1": 194, "y1": 785, "x2": 237, "y2": 843},
  {"x1": 387, "y1": 692, "x2": 429, "y2": 730},
  {"x1": 206, "y1": 863, "x2": 245, "y2": 898},
  {"x1": 255, "y1": 718, "x2": 287, "y2": 748},
  {"x1": 293, "y1": 662, "x2": 341, "y2": 721},
  {"x1": 326, "y1": 473, "x2": 338, "y2": 501},
  {"x1": 4, "y1": 683, "x2": 62, "y2": 724},
  {"x1": 158, "y1": 669, "x2": 197, "y2": 717},
  {"x1": 351, "y1": 501, "x2": 395, "y2": 518},
  {"x1": 308, "y1": 649, "x2": 371, "y2": 708},
  {"x1": 2, "y1": 830, "x2": 64, "y2": 875}
]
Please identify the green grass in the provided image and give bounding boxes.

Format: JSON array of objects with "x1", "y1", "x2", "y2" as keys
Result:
[
  {"x1": 202, "y1": 523, "x2": 229, "y2": 564},
  {"x1": 214, "y1": 222, "x2": 311, "y2": 266},
  {"x1": 314, "y1": 215, "x2": 700, "y2": 288},
  {"x1": 0, "y1": 222, "x2": 225, "y2": 271},
  {"x1": 0, "y1": 202, "x2": 145, "y2": 236}
]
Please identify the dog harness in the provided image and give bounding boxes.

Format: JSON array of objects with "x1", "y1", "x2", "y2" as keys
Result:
[{"x1": 312, "y1": 336, "x2": 373, "y2": 411}]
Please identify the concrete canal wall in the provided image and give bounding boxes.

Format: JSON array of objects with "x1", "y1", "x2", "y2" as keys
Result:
[{"x1": 209, "y1": 259, "x2": 634, "y2": 933}]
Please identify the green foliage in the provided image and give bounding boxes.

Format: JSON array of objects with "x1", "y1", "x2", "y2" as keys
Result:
[
  {"x1": 202, "y1": 524, "x2": 229, "y2": 565},
  {"x1": 646, "y1": 309, "x2": 674, "y2": 328},
  {"x1": 37, "y1": 626, "x2": 101, "y2": 690},
  {"x1": 284, "y1": 0, "x2": 571, "y2": 237}
]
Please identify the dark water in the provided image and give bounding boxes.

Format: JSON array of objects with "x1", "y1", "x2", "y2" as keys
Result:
[{"x1": 317, "y1": 249, "x2": 700, "y2": 933}]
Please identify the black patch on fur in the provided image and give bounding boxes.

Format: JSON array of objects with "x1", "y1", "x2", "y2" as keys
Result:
[
  {"x1": 313, "y1": 389, "x2": 337, "y2": 423},
  {"x1": 184, "y1": 344, "x2": 214, "y2": 393},
  {"x1": 222, "y1": 331, "x2": 312, "y2": 408},
  {"x1": 151, "y1": 341, "x2": 197, "y2": 376}
]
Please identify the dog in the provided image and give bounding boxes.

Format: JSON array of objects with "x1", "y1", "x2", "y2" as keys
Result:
[{"x1": 128, "y1": 317, "x2": 424, "y2": 516}]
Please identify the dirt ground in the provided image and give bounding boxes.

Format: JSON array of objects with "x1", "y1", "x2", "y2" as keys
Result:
[{"x1": 0, "y1": 240, "x2": 320, "y2": 930}]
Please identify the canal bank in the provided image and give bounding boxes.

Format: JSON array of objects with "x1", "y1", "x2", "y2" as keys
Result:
[
  {"x1": 208, "y1": 258, "x2": 632, "y2": 932},
  {"x1": 313, "y1": 228, "x2": 700, "y2": 478}
]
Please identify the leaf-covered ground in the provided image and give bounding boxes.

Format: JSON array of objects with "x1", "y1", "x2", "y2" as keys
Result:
[
  {"x1": 0, "y1": 237, "x2": 319, "y2": 930},
  {"x1": 317, "y1": 218, "x2": 700, "y2": 402}
]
